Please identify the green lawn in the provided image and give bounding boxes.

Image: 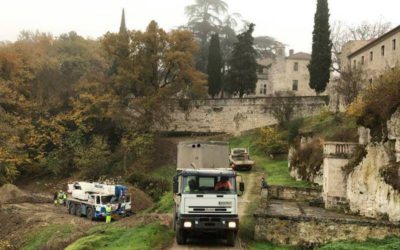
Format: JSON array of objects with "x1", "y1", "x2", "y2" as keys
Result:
[{"x1": 65, "y1": 222, "x2": 173, "y2": 250}]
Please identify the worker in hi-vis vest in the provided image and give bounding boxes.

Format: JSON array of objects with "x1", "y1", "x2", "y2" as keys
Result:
[{"x1": 105, "y1": 204, "x2": 112, "y2": 223}]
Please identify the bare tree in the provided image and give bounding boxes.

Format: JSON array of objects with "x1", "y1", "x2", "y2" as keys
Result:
[
  {"x1": 331, "y1": 18, "x2": 392, "y2": 72},
  {"x1": 334, "y1": 67, "x2": 366, "y2": 106},
  {"x1": 270, "y1": 91, "x2": 296, "y2": 128}
]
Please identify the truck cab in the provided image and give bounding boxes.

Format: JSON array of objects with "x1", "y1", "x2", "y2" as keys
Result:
[{"x1": 173, "y1": 141, "x2": 244, "y2": 246}]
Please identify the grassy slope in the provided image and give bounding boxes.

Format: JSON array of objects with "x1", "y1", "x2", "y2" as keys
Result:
[
  {"x1": 229, "y1": 131, "x2": 310, "y2": 188},
  {"x1": 229, "y1": 130, "x2": 310, "y2": 249},
  {"x1": 297, "y1": 111, "x2": 358, "y2": 142},
  {"x1": 65, "y1": 223, "x2": 173, "y2": 250},
  {"x1": 22, "y1": 224, "x2": 74, "y2": 250},
  {"x1": 145, "y1": 164, "x2": 175, "y2": 213},
  {"x1": 230, "y1": 123, "x2": 399, "y2": 250}
]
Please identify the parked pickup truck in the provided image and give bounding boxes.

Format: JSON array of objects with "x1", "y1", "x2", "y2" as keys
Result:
[{"x1": 229, "y1": 148, "x2": 255, "y2": 171}]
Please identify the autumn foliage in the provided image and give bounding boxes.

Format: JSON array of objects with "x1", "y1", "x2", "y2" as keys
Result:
[
  {"x1": 347, "y1": 66, "x2": 400, "y2": 141},
  {"x1": 0, "y1": 22, "x2": 205, "y2": 184}
]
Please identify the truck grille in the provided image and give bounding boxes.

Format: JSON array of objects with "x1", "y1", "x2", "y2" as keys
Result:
[{"x1": 188, "y1": 206, "x2": 231, "y2": 214}]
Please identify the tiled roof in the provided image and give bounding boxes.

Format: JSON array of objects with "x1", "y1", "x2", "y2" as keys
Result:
[
  {"x1": 286, "y1": 52, "x2": 311, "y2": 60},
  {"x1": 348, "y1": 25, "x2": 400, "y2": 58}
]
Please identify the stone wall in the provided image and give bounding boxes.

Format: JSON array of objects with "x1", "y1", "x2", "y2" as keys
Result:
[
  {"x1": 164, "y1": 96, "x2": 327, "y2": 134},
  {"x1": 255, "y1": 214, "x2": 400, "y2": 246},
  {"x1": 346, "y1": 143, "x2": 400, "y2": 221},
  {"x1": 346, "y1": 108, "x2": 400, "y2": 222},
  {"x1": 266, "y1": 185, "x2": 321, "y2": 202}
]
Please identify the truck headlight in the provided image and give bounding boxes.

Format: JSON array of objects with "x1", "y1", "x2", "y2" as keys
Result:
[
  {"x1": 228, "y1": 221, "x2": 236, "y2": 228},
  {"x1": 183, "y1": 221, "x2": 192, "y2": 228}
]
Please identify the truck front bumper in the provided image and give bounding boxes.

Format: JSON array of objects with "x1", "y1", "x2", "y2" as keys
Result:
[{"x1": 177, "y1": 215, "x2": 239, "y2": 232}]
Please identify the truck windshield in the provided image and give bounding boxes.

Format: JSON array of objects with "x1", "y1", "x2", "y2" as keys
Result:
[
  {"x1": 100, "y1": 195, "x2": 117, "y2": 204},
  {"x1": 183, "y1": 176, "x2": 236, "y2": 194}
]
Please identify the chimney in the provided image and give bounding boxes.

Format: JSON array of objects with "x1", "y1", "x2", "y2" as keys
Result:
[{"x1": 289, "y1": 49, "x2": 294, "y2": 56}]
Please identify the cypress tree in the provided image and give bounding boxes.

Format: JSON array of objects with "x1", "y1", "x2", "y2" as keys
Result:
[
  {"x1": 308, "y1": 0, "x2": 332, "y2": 94},
  {"x1": 226, "y1": 23, "x2": 257, "y2": 98},
  {"x1": 207, "y1": 33, "x2": 223, "y2": 98}
]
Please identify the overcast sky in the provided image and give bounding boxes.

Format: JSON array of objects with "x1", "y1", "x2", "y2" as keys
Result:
[{"x1": 1, "y1": 0, "x2": 399, "y2": 53}]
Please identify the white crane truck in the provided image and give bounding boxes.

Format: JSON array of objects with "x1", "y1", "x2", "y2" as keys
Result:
[
  {"x1": 173, "y1": 141, "x2": 244, "y2": 246},
  {"x1": 66, "y1": 182, "x2": 132, "y2": 220}
]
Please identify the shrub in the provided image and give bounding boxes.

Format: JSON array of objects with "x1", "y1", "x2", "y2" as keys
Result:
[
  {"x1": 270, "y1": 91, "x2": 296, "y2": 129},
  {"x1": 342, "y1": 145, "x2": 367, "y2": 176},
  {"x1": 289, "y1": 139, "x2": 323, "y2": 181},
  {"x1": 128, "y1": 172, "x2": 170, "y2": 201},
  {"x1": 256, "y1": 127, "x2": 288, "y2": 157},
  {"x1": 287, "y1": 118, "x2": 303, "y2": 144},
  {"x1": 348, "y1": 67, "x2": 400, "y2": 141}
]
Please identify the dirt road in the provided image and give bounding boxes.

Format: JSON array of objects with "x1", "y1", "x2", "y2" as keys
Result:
[{"x1": 169, "y1": 171, "x2": 258, "y2": 250}]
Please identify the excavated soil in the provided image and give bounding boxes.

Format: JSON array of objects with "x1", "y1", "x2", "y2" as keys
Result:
[{"x1": 0, "y1": 184, "x2": 51, "y2": 205}]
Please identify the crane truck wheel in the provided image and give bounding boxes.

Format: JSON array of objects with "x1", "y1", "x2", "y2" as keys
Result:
[
  {"x1": 176, "y1": 229, "x2": 186, "y2": 245},
  {"x1": 76, "y1": 204, "x2": 82, "y2": 217},
  {"x1": 69, "y1": 203, "x2": 76, "y2": 215},
  {"x1": 226, "y1": 231, "x2": 236, "y2": 246},
  {"x1": 86, "y1": 207, "x2": 94, "y2": 220}
]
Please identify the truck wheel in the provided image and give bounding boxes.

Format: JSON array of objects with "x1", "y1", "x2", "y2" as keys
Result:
[
  {"x1": 76, "y1": 204, "x2": 82, "y2": 217},
  {"x1": 69, "y1": 203, "x2": 76, "y2": 215},
  {"x1": 86, "y1": 207, "x2": 94, "y2": 220},
  {"x1": 226, "y1": 231, "x2": 236, "y2": 246},
  {"x1": 176, "y1": 229, "x2": 186, "y2": 245}
]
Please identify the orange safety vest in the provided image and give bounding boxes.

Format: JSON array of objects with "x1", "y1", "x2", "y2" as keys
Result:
[{"x1": 215, "y1": 181, "x2": 233, "y2": 190}]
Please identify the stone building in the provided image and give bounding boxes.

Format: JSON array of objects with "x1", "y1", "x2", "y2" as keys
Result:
[
  {"x1": 255, "y1": 48, "x2": 316, "y2": 97},
  {"x1": 341, "y1": 25, "x2": 400, "y2": 82}
]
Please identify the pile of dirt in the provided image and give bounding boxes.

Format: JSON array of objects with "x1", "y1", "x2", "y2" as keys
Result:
[
  {"x1": 129, "y1": 186, "x2": 154, "y2": 212},
  {"x1": 0, "y1": 184, "x2": 51, "y2": 204}
]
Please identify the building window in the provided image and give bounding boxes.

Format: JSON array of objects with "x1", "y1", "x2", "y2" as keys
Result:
[
  {"x1": 353, "y1": 60, "x2": 357, "y2": 69},
  {"x1": 393, "y1": 39, "x2": 397, "y2": 50},
  {"x1": 260, "y1": 84, "x2": 267, "y2": 95},
  {"x1": 293, "y1": 62, "x2": 299, "y2": 71},
  {"x1": 361, "y1": 56, "x2": 364, "y2": 65},
  {"x1": 292, "y1": 80, "x2": 298, "y2": 91},
  {"x1": 370, "y1": 51, "x2": 373, "y2": 61},
  {"x1": 381, "y1": 45, "x2": 385, "y2": 56}
]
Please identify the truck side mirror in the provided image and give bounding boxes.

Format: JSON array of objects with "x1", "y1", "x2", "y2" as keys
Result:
[
  {"x1": 173, "y1": 176, "x2": 179, "y2": 194},
  {"x1": 239, "y1": 182, "x2": 245, "y2": 192}
]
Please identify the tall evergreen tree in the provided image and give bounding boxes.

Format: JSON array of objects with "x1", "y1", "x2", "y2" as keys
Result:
[
  {"x1": 207, "y1": 33, "x2": 223, "y2": 98},
  {"x1": 225, "y1": 23, "x2": 257, "y2": 98},
  {"x1": 308, "y1": 0, "x2": 332, "y2": 94}
]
